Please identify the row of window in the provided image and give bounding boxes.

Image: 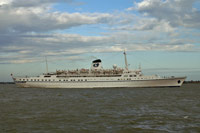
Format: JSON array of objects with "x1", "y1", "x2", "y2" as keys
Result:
[
  {"x1": 18, "y1": 79, "x2": 88, "y2": 82},
  {"x1": 18, "y1": 77, "x2": 153, "y2": 82},
  {"x1": 124, "y1": 75, "x2": 137, "y2": 77}
]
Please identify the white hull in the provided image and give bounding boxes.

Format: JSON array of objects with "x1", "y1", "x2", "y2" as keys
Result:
[{"x1": 15, "y1": 77, "x2": 186, "y2": 88}]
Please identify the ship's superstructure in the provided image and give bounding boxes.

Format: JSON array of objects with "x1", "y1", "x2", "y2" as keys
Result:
[{"x1": 11, "y1": 51, "x2": 186, "y2": 88}]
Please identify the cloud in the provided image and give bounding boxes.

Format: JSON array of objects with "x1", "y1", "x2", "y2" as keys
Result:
[
  {"x1": 1, "y1": 30, "x2": 199, "y2": 64},
  {"x1": 132, "y1": 0, "x2": 200, "y2": 29},
  {"x1": 0, "y1": 0, "x2": 75, "y2": 7},
  {"x1": 112, "y1": 17, "x2": 175, "y2": 33},
  {"x1": 0, "y1": 0, "x2": 200, "y2": 65},
  {"x1": 0, "y1": 6, "x2": 113, "y2": 34}
]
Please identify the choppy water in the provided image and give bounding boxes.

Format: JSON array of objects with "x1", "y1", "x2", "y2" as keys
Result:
[{"x1": 0, "y1": 84, "x2": 200, "y2": 133}]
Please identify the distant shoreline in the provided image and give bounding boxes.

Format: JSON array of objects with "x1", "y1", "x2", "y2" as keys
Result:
[
  {"x1": 0, "y1": 82, "x2": 15, "y2": 84},
  {"x1": 184, "y1": 81, "x2": 200, "y2": 84},
  {"x1": 0, "y1": 81, "x2": 200, "y2": 84}
]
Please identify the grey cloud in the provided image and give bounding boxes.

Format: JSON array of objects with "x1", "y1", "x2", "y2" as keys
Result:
[
  {"x1": 0, "y1": 32, "x2": 199, "y2": 64},
  {"x1": 0, "y1": 0, "x2": 200, "y2": 65},
  {"x1": 0, "y1": 7, "x2": 113, "y2": 34},
  {"x1": 134, "y1": 0, "x2": 200, "y2": 29},
  {"x1": 0, "y1": 0, "x2": 114, "y2": 34}
]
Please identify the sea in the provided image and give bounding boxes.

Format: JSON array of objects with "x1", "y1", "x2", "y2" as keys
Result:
[{"x1": 0, "y1": 83, "x2": 200, "y2": 133}]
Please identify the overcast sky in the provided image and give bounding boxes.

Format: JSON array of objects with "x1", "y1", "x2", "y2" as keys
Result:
[{"x1": 0, "y1": 0, "x2": 200, "y2": 81}]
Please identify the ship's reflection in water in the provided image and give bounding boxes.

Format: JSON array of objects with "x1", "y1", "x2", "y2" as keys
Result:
[{"x1": 0, "y1": 83, "x2": 200, "y2": 132}]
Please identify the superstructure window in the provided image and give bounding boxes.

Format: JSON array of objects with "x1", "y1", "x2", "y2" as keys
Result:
[{"x1": 44, "y1": 75, "x2": 51, "y2": 77}]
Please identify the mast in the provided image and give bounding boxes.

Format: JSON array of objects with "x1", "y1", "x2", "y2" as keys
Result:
[
  {"x1": 45, "y1": 56, "x2": 48, "y2": 74},
  {"x1": 123, "y1": 50, "x2": 129, "y2": 71}
]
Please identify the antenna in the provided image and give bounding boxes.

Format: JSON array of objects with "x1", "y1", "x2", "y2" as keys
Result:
[
  {"x1": 123, "y1": 50, "x2": 129, "y2": 71},
  {"x1": 45, "y1": 56, "x2": 48, "y2": 74}
]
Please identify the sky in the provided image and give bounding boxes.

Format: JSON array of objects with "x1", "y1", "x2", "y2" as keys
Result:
[{"x1": 0, "y1": 0, "x2": 200, "y2": 82}]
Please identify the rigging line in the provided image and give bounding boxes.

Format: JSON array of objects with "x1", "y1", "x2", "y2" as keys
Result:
[
  {"x1": 132, "y1": 53, "x2": 166, "y2": 69},
  {"x1": 13, "y1": 60, "x2": 44, "y2": 77}
]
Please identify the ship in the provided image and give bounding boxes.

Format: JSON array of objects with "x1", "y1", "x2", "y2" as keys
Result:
[{"x1": 11, "y1": 51, "x2": 186, "y2": 88}]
